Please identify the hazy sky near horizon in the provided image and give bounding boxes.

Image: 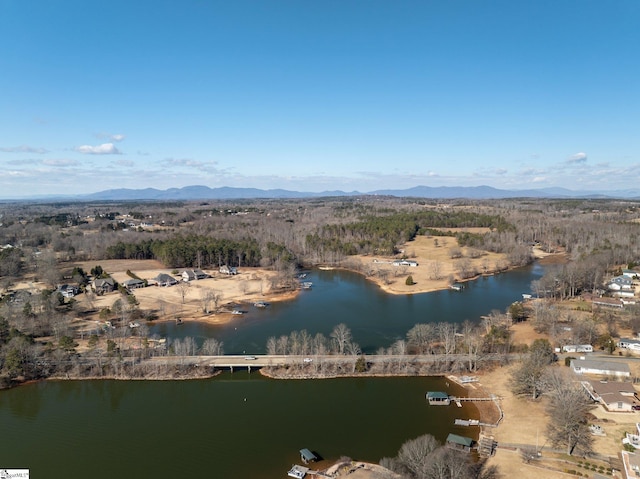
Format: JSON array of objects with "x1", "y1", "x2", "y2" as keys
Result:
[{"x1": 1, "y1": 0, "x2": 639, "y2": 196}]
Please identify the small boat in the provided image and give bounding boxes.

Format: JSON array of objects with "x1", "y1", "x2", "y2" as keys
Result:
[
  {"x1": 253, "y1": 301, "x2": 269, "y2": 308},
  {"x1": 128, "y1": 321, "x2": 140, "y2": 328},
  {"x1": 301, "y1": 282, "x2": 313, "y2": 290},
  {"x1": 450, "y1": 284, "x2": 464, "y2": 291},
  {"x1": 231, "y1": 309, "x2": 244, "y2": 315},
  {"x1": 175, "y1": 318, "x2": 183, "y2": 325}
]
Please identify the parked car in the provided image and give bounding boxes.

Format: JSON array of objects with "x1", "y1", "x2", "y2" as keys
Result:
[{"x1": 303, "y1": 357, "x2": 313, "y2": 363}]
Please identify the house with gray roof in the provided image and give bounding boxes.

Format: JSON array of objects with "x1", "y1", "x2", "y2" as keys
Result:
[
  {"x1": 123, "y1": 278, "x2": 145, "y2": 290},
  {"x1": 571, "y1": 358, "x2": 631, "y2": 378},
  {"x1": 154, "y1": 273, "x2": 178, "y2": 287},
  {"x1": 619, "y1": 338, "x2": 640, "y2": 352},
  {"x1": 93, "y1": 277, "x2": 115, "y2": 295}
]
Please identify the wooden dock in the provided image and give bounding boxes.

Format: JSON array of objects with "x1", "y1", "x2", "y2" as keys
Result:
[{"x1": 450, "y1": 395, "x2": 500, "y2": 402}]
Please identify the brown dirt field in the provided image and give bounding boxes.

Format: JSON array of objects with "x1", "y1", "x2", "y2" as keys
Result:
[{"x1": 350, "y1": 235, "x2": 511, "y2": 295}]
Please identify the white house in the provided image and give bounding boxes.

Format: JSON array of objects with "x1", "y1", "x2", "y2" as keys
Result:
[
  {"x1": 57, "y1": 284, "x2": 79, "y2": 298},
  {"x1": 392, "y1": 260, "x2": 418, "y2": 267},
  {"x1": 615, "y1": 290, "x2": 637, "y2": 298},
  {"x1": 619, "y1": 338, "x2": 640, "y2": 352},
  {"x1": 609, "y1": 276, "x2": 634, "y2": 291},
  {"x1": 219, "y1": 265, "x2": 237, "y2": 275},
  {"x1": 562, "y1": 344, "x2": 593, "y2": 353},
  {"x1": 622, "y1": 269, "x2": 640, "y2": 279},
  {"x1": 570, "y1": 358, "x2": 631, "y2": 378},
  {"x1": 182, "y1": 270, "x2": 196, "y2": 282}
]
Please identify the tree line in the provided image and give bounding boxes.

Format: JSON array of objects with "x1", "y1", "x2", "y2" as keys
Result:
[{"x1": 105, "y1": 235, "x2": 264, "y2": 268}]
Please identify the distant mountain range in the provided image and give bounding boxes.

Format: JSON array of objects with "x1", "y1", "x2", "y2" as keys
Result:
[{"x1": 77, "y1": 185, "x2": 640, "y2": 201}]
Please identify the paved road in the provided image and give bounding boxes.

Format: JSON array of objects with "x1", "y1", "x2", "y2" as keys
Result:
[{"x1": 148, "y1": 353, "x2": 508, "y2": 368}]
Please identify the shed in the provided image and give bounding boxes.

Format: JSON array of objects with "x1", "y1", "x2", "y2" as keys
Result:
[
  {"x1": 446, "y1": 433, "x2": 474, "y2": 452},
  {"x1": 299, "y1": 449, "x2": 318, "y2": 464}
]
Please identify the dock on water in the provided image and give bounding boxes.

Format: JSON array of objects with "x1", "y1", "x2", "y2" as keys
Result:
[
  {"x1": 426, "y1": 391, "x2": 451, "y2": 406},
  {"x1": 300, "y1": 448, "x2": 319, "y2": 464},
  {"x1": 288, "y1": 465, "x2": 310, "y2": 478}
]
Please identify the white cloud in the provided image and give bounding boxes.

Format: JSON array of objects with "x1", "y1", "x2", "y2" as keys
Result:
[
  {"x1": 162, "y1": 157, "x2": 220, "y2": 173},
  {"x1": 74, "y1": 143, "x2": 121, "y2": 155},
  {"x1": 566, "y1": 152, "x2": 587, "y2": 164},
  {"x1": 0, "y1": 145, "x2": 49, "y2": 154},
  {"x1": 96, "y1": 132, "x2": 126, "y2": 142},
  {"x1": 43, "y1": 159, "x2": 78, "y2": 166}
]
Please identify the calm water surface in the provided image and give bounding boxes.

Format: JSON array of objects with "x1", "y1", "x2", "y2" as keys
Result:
[
  {"x1": 0, "y1": 265, "x2": 543, "y2": 478},
  {"x1": 0, "y1": 374, "x2": 472, "y2": 479},
  {"x1": 152, "y1": 265, "x2": 543, "y2": 353}
]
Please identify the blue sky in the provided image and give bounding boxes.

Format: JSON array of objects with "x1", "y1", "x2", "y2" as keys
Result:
[{"x1": 1, "y1": 0, "x2": 639, "y2": 196}]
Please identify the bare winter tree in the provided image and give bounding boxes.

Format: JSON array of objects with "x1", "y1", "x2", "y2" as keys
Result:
[
  {"x1": 176, "y1": 281, "x2": 191, "y2": 304},
  {"x1": 200, "y1": 338, "x2": 224, "y2": 355},
  {"x1": 428, "y1": 260, "x2": 443, "y2": 280},
  {"x1": 407, "y1": 323, "x2": 436, "y2": 354},
  {"x1": 331, "y1": 323, "x2": 353, "y2": 355},
  {"x1": 266, "y1": 336, "x2": 277, "y2": 355},
  {"x1": 397, "y1": 433, "x2": 440, "y2": 478},
  {"x1": 545, "y1": 369, "x2": 594, "y2": 456},
  {"x1": 509, "y1": 339, "x2": 555, "y2": 399}
]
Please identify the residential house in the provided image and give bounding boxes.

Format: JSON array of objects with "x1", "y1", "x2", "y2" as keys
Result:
[
  {"x1": 570, "y1": 358, "x2": 631, "y2": 378},
  {"x1": 193, "y1": 269, "x2": 208, "y2": 279},
  {"x1": 93, "y1": 278, "x2": 115, "y2": 295},
  {"x1": 619, "y1": 338, "x2": 640, "y2": 352},
  {"x1": 182, "y1": 268, "x2": 208, "y2": 281},
  {"x1": 57, "y1": 284, "x2": 79, "y2": 298},
  {"x1": 622, "y1": 269, "x2": 640, "y2": 279},
  {"x1": 392, "y1": 260, "x2": 419, "y2": 267},
  {"x1": 219, "y1": 265, "x2": 237, "y2": 275},
  {"x1": 592, "y1": 296, "x2": 624, "y2": 309},
  {"x1": 182, "y1": 270, "x2": 196, "y2": 282},
  {"x1": 6, "y1": 290, "x2": 31, "y2": 303},
  {"x1": 581, "y1": 379, "x2": 638, "y2": 412},
  {"x1": 609, "y1": 276, "x2": 634, "y2": 291},
  {"x1": 562, "y1": 344, "x2": 593, "y2": 353},
  {"x1": 123, "y1": 278, "x2": 145, "y2": 290},
  {"x1": 621, "y1": 450, "x2": 640, "y2": 479},
  {"x1": 154, "y1": 273, "x2": 177, "y2": 287}
]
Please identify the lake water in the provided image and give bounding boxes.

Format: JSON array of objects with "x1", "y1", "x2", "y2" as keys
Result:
[
  {"x1": 0, "y1": 374, "x2": 472, "y2": 479},
  {"x1": 152, "y1": 264, "x2": 543, "y2": 353},
  {"x1": 0, "y1": 265, "x2": 543, "y2": 478}
]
